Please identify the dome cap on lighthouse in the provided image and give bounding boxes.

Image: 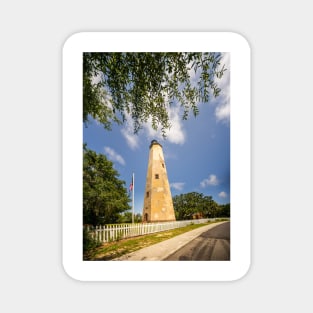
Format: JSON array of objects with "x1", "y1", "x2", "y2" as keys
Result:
[{"x1": 149, "y1": 139, "x2": 162, "y2": 148}]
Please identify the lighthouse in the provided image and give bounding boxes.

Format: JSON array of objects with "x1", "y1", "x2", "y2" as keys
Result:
[{"x1": 142, "y1": 140, "x2": 176, "y2": 222}]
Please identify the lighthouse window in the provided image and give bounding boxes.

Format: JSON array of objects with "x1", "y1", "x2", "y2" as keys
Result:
[
  {"x1": 155, "y1": 174, "x2": 159, "y2": 179},
  {"x1": 146, "y1": 191, "x2": 149, "y2": 197},
  {"x1": 162, "y1": 163, "x2": 164, "y2": 168}
]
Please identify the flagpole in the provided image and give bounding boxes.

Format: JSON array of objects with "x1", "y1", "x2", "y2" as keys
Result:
[{"x1": 132, "y1": 172, "x2": 134, "y2": 224}]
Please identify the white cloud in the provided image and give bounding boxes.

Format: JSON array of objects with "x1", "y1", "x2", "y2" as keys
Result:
[
  {"x1": 200, "y1": 174, "x2": 219, "y2": 188},
  {"x1": 187, "y1": 60, "x2": 201, "y2": 87},
  {"x1": 215, "y1": 103, "x2": 230, "y2": 122},
  {"x1": 121, "y1": 127, "x2": 139, "y2": 150},
  {"x1": 214, "y1": 52, "x2": 230, "y2": 124},
  {"x1": 166, "y1": 106, "x2": 186, "y2": 144},
  {"x1": 120, "y1": 114, "x2": 140, "y2": 150},
  {"x1": 143, "y1": 104, "x2": 186, "y2": 145},
  {"x1": 103, "y1": 146, "x2": 126, "y2": 166},
  {"x1": 170, "y1": 182, "x2": 185, "y2": 191},
  {"x1": 142, "y1": 119, "x2": 163, "y2": 142},
  {"x1": 218, "y1": 191, "x2": 228, "y2": 198},
  {"x1": 120, "y1": 107, "x2": 185, "y2": 150}
]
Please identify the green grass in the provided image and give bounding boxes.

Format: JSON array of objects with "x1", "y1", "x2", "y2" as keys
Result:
[{"x1": 84, "y1": 221, "x2": 223, "y2": 261}]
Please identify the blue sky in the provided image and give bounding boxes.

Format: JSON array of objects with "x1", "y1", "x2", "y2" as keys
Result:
[{"x1": 83, "y1": 53, "x2": 230, "y2": 214}]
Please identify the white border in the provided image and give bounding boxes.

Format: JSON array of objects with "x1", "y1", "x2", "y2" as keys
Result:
[{"x1": 62, "y1": 32, "x2": 250, "y2": 281}]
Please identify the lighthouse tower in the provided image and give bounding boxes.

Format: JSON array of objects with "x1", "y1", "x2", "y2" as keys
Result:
[{"x1": 142, "y1": 140, "x2": 176, "y2": 222}]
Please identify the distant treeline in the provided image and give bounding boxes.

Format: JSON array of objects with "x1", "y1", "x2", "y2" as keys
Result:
[{"x1": 173, "y1": 192, "x2": 230, "y2": 220}]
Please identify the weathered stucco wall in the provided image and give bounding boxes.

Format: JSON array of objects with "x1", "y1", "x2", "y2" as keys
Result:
[{"x1": 142, "y1": 140, "x2": 176, "y2": 222}]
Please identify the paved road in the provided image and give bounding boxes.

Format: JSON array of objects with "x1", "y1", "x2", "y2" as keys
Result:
[{"x1": 164, "y1": 221, "x2": 230, "y2": 261}]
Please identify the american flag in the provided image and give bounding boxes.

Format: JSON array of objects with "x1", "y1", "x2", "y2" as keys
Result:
[{"x1": 129, "y1": 177, "x2": 133, "y2": 192}]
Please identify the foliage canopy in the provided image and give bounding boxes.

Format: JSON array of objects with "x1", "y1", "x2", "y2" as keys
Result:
[
  {"x1": 83, "y1": 144, "x2": 131, "y2": 226},
  {"x1": 83, "y1": 52, "x2": 226, "y2": 136},
  {"x1": 173, "y1": 192, "x2": 230, "y2": 220}
]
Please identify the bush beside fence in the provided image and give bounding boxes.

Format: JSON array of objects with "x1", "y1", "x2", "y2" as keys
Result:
[{"x1": 85, "y1": 218, "x2": 227, "y2": 243}]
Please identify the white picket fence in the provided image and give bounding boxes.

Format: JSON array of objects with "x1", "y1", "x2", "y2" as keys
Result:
[{"x1": 85, "y1": 218, "x2": 224, "y2": 243}]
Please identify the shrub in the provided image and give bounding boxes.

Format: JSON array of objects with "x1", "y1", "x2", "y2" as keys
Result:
[{"x1": 83, "y1": 228, "x2": 101, "y2": 254}]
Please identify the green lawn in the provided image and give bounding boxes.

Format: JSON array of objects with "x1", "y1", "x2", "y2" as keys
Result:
[{"x1": 84, "y1": 220, "x2": 225, "y2": 261}]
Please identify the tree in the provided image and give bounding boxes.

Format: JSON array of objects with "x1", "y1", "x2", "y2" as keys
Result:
[
  {"x1": 172, "y1": 192, "x2": 226, "y2": 220},
  {"x1": 217, "y1": 203, "x2": 230, "y2": 217},
  {"x1": 118, "y1": 212, "x2": 142, "y2": 223},
  {"x1": 173, "y1": 192, "x2": 208, "y2": 220},
  {"x1": 83, "y1": 144, "x2": 130, "y2": 225},
  {"x1": 172, "y1": 193, "x2": 194, "y2": 220},
  {"x1": 83, "y1": 52, "x2": 226, "y2": 136}
]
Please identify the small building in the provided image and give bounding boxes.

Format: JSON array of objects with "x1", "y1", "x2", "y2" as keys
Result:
[{"x1": 192, "y1": 212, "x2": 204, "y2": 219}]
